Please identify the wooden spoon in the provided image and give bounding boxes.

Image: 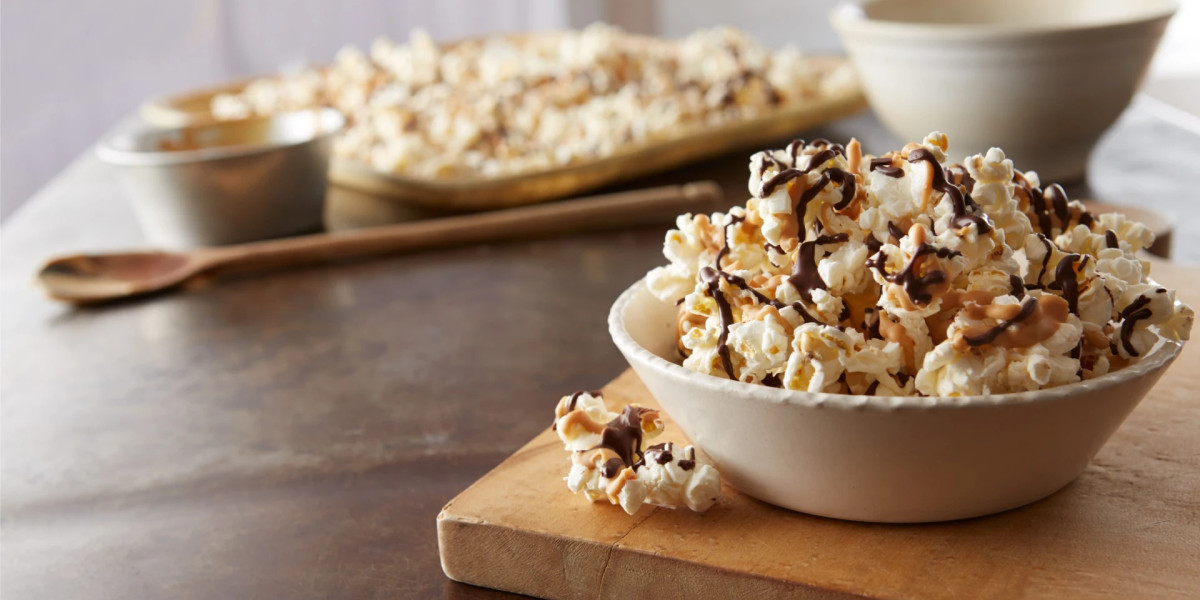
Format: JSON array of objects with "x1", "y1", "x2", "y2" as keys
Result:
[{"x1": 37, "y1": 182, "x2": 723, "y2": 304}]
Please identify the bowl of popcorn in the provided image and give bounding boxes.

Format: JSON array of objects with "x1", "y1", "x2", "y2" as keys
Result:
[{"x1": 608, "y1": 134, "x2": 1192, "y2": 523}]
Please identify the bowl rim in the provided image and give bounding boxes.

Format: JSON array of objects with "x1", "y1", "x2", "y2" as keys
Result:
[
  {"x1": 829, "y1": 0, "x2": 1178, "y2": 41},
  {"x1": 608, "y1": 275, "x2": 1183, "y2": 411},
  {"x1": 96, "y1": 107, "x2": 345, "y2": 167}
]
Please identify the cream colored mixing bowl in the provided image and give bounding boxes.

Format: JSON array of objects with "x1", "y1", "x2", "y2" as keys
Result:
[{"x1": 831, "y1": 0, "x2": 1176, "y2": 182}]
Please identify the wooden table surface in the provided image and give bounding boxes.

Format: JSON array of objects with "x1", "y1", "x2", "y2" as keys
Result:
[{"x1": 3, "y1": 107, "x2": 1199, "y2": 599}]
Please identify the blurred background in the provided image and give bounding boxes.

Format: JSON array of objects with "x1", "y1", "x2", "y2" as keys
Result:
[{"x1": 3, "y1": 0, "x2": 1198, "y2": 221}]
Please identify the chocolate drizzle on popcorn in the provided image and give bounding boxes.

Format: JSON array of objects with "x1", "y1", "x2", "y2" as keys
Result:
[
  {"x1": 553, "y1": 392, "x2": 722, "y2": 515},
  {"x1": 646, "y1": 132, "x2": 1193, "y2": 396}
]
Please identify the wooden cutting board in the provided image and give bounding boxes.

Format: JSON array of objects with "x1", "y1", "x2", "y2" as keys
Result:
[{"x1": 438, "y1": 260, "x2": 1200, "y2": 599}]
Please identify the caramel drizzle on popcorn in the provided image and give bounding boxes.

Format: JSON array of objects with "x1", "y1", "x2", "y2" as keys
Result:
[
  {"x1": 681, "y1": 135, "x2": 1182, "y2": 395},
  {"x1": 698, "y1": 189, "x2": 838, "y2": 379},
  {"x1": 906, "y1": 148, "x2": 992, "y2": 234},
  {"x1": 551, "y1": 390, "x2": 602, "y2": 429},
  {"x1": 867, "y1": 224, "x2": 962, "y2": 307},
  {"x1": 956, "y1": 295, "x2": 1071, "y2": 351},
  {"x1": 757, "y1": 139, "x2": 856, "y2": 212}
]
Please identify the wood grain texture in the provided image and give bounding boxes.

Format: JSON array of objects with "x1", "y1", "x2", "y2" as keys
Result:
[{"x1": 439, "y1": 259, "x2": 1200, "y2": 600}]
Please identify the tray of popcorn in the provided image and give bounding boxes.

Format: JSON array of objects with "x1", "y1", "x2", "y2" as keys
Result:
[{"x1": 141, "y1": 26, "x2": 865, "y2": 211}]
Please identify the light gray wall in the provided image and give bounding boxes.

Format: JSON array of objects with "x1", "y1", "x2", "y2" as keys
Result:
[{"x1": 655, "y1": 0, "x2": 842, "y2": 52}]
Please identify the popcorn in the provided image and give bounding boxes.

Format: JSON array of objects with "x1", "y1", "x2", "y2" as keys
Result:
[
  {"x1": 553, "y1": 391, "x2": 721, "y2": 515},
  {"x1": 211, "y1": 25, "x2": 854, "y2": 181},
  {"x1": 650, "y1": 134, "x2": 1192, "y2": 397},
  {"x1": 640, "y1": 442, "x2": 722, "y2": 513},
  {"x1": 552, "y1": 391, "x2": 617, "y2": 451}
]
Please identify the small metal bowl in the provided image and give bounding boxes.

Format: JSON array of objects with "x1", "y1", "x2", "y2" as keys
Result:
[{"x1": 97, "y1": 108, "x2": 345, "y2": 247}]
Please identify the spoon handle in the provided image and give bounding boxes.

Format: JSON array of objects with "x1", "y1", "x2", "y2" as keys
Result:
[{"x1": 197, "y1": 181, "x2": 724, "y2": 274}]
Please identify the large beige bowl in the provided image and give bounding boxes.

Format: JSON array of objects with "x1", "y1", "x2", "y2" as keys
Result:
[
  {"x1": 831, "y1": 0, "x2": 1176, "y2": 182},
  {"x1": 609, "y1": 277, "x2": 1181, "y2": 523}
]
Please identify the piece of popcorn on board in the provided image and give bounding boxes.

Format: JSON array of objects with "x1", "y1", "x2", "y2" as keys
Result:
[{"x1": 552, "y1": 391, "x2": 721, "y2": 515}]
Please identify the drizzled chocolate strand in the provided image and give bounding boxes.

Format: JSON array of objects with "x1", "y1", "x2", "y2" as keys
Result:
[
  {"x1": 869, "y1": 156, "x2": 904, "y2": 178},
  {"x1": 809, "y1": 138, "x2": 846, "y2": 154},
  {"x1": 1032, "y1": 234, "x2": 1054, "y2": 288},
  {"x1": 702, "y1": 215, "x2": 749, "y2": 379},
  {"x1": 755, "y1": 154, "x2": 786, "y2": 180},
  {"x1": 963, "y1": 297, "x2": 1038, "y2": 347},
  {"x1": 709, "y1": 263, "x2": 820, "y2": 324},
  {"x1": 567, "y1": 391, "x2": 585, "y2": 412},
  {"x1": 601, "y1": 458, "x2": 625, "y2": 479},
  {"x1": 1119, "y1": 295, "x2": 1153, "y2": 357},
  {"x1": 757, "y1": 143, "x2": 852, "y2": 200},
  {"x1": 699, "y1": 266, "x2": 737, "y2": 379},
  {"x1": 714, "y1": 214, "x2": 745, "y2": 269},
  {"x1": 865, "y1": 236, "x2": 883, "y2": 255},
  {"x1": 828, "y1": 169, "x2": 857, "y2": 210},
  {"x1": 1105, "y1": 230, "x2": 1119, "y2": 249},
  {"x1": 948, "y1": 164, "x2": 976, "y2": 194},
  {"x1": 1051, "y1": 254, "x2": 1087, "y2": 314},
  {"x1": 789, "y1": 234, "x2": 849, "y2": 304},
  {"x1": 1047, "y1": 184, "x2": 1070, "y2": 225},
  {"x1": 595, "y1": 405, "x2": 654, "y2": 477},
  {"x1": 868, "y1": 243, "x2": 962, "y2": 306},
  {"x1": 798, "y1": 173, "x2": 830, "y2": 216},
  {"x1": 678, "y1": 447, "x2": 696, "y2": 471},
  {"x1": 698, "y1": 169, "x2": 850, "y2": 381},
  {"x1": 907, "y1": 148, "x2": 992, "y2": 234},
  {"x1": 1010, "y1": 274, "x2": 1026, "y2": 300},
  {"x1": 552, "y1": 390, "x2": 590, "y2": 430},
  {"x1": 1015, "y1": 171, "x2": 1095, "y2": 235},
  {"x1": 643, "y1": 442, "x2": 674, "y2": 466}
]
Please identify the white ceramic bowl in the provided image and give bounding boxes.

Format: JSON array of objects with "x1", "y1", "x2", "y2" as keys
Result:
[
  {"x1": 831, "y1": 0, "x2": 1176, "y2": 182},
  {"x1": 609, "y1": 277, "x2": 1181, "y2": 523}
]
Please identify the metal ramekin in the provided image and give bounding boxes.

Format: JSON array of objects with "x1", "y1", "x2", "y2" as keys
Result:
[{"x1": 97, "y1": 108, "x2": 345, "y2": 248}]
